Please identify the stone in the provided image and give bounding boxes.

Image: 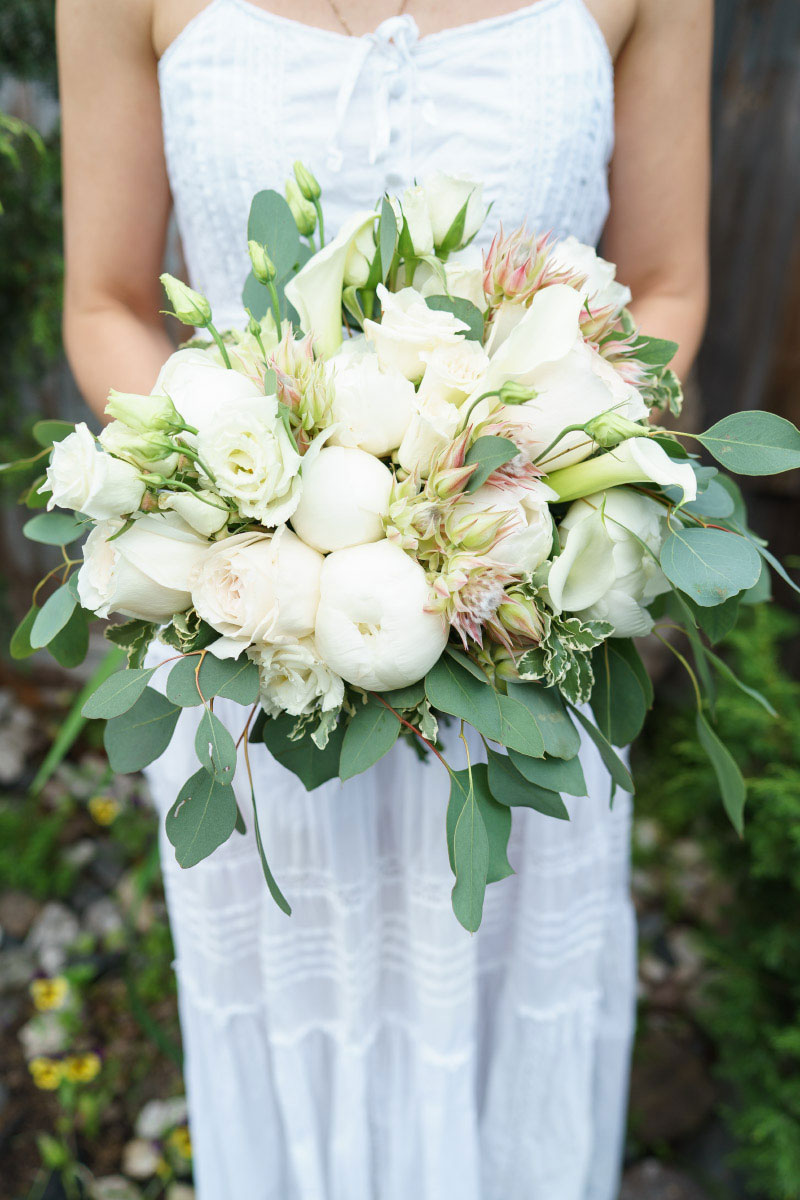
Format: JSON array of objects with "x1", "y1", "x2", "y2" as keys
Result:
[
  {"x1": 122, "y1": 1139, "x2": 163, "y2": 1180},
  {"x1": 26, "y1": 902, "x2": 81, "y2": 973},
  {"x1": 0, "y1": 891, "x2": 43, "y2": 940},
  {"x1": 621, "y1": 1159, "x2": 711, "y2": 1200},
  {"x1": 0, "y1": 689, "x2": 38, "y2": 784},
  {"x1": 83, "y1": 897, "x2": 125, "y2": 940},
  {"x1": 630, "y1": 1020, "x2": 716, "y2": 1144},
  {"x1": 0, "y1": 945, "x2": 35, "y2": 994},
  {"x1": 166, "y1": 1187, "x2": 195, "y2": 1200},
  {"x1": 135, "y1": 1096, "x2": 189, "y2": 1140},
  {"x1": 63, "y1": 839, "x2": 97, "y2": 870},
  {"x1": 18, "y1": 1012, "x2": 69, "y2": 1060}
]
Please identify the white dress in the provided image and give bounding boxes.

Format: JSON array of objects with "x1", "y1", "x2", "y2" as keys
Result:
[{"x1": 146, "y1": 3, "x2": 636, "y2": 1198}]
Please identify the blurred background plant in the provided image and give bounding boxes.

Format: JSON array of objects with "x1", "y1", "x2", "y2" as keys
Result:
[{"x1": 1, "y1": 2, "x2": 799, "y2": 1199}]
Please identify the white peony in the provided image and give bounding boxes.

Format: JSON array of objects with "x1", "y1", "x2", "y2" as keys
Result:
[
  {"x1": 548, "y1": 235, "x2": 632, "y2": 314},
  {"x1": 419, "y1": 172, "x2": 488, "y2": 248},
  {"x1": 453, "y1": 480, "x2": 557, "y2": 573},
  {"x1": 418, "y1": 339, "x2": 490, "y2": 407},
  {"x1": 290, "y1": 446, "x2": 393, "y2": 552},
  {"x1": 326, "y1": 345, "x2": 415, "y2": 456},
  {"x1": 77, "y1": 511, "x2": 210, "y2": 622},
  {"x1": 155, "y1": 348, "x2": 264, "y2": 440},
  {"x1": 191, "y1": 527, "x2": 323, "y2": 658},
  {"x1": 250, "y1": 638, "x2": 344, "y2": 718},
  {"x1": 196, "y1": 396, "x2": 303, "y2": 525},
  {"x1": 315, "y1": 540, "x2": 449, "y2": 690},
  {"x1": 396, "y1": 391, "x2": 463, "y2": 478},
  {"x1": 285, "y1": 210, "x2": 377, "y2": 358},
  {"x1": 43, "y1": 423, "x2": 145, "y2": 521},
  {"x1": 158, "y1": 489, "x2": 229, "y2": 536},
  {"x1": 547, "y1": 488, "x2": 672, "y2": 637},
  {"x1": 363, "y1": 284, "x2": 468, "y2": 383}
]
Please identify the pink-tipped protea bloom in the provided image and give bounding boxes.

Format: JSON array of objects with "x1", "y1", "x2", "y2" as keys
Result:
[
  {"x1": 430, "y1": 554, "x2": 517, "y2": 649},
  {"x1": 483, "y1": 226, "x2": 568, "y2": 307}
]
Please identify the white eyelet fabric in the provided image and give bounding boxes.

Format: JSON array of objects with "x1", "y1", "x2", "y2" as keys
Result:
[{"x1": 148, "y1": 4, "x2": 635, "y2": 1198}]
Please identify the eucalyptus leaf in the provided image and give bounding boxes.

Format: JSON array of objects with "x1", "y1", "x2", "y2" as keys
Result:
[
  {"x1": 697, "y1": 411, "x2": 800, "y2": 476},
  {"x1": 249, "y1": 781, "x2": 291, "y2": 915},
  {"x1": 425, "y1": 656, "x2": 546, "y2": 757},
  {"x1": 247, "y1": 189, "x2": 300, "y2": 281},
  {"x1": 425, "y1": 294, "x2": 484, "y2": 341},
  {"x1": 104, "y1": 688, "x2": 181, "y2": 773},
  {"x1": 48, "y1": 606, "x2": 90, "y2": 669},
  {"x1": 661, "y1": 527, "x2": 762, "y2": 607},
  {"x1": 32, "y1": 419, "x2": 75, "y2": 448},
  {"x1": 446, "y1": 766, "x2": 490, "y2": 932},
  {"x1": 507, "y1": 749, "x2": 586, "y2": 796},
  {"x1": 683, "y1": 594, "x2": 740, "y2": 643},
  {"x1": 633, "y1": 336, "x2": 678, "y2": 367},
  {"x1": 696, "y1": 711, "x2": 746, "y2": 834},
  {"x1": 378, "y1": 196, "x2": 398, "y2": 282},
  {"x1": 590, "y1": 640, "x2": 651, "y2": 747},
  {"x1": 195, "y1": 708, "x2": 237, "y2": 783},
  {"x1": 30, "y1": 585, "x2": 77, "y2": 649},
  {"x1": 505, "y1": 682, "x2": 579, "y2": 759},
  {"x1": 339, "y1": 697, "x2": 400, "y2": 780},
  {"x1": 82, "y1": 668, "x2": 156, "y2": 719},
  {"x1": 464, "y1": 435, "x2": 519, "y2": 491},
  {"x1": 166, "y1": 769, "x2": 238, "y2": 868},
  {"x1": 258, "y1": 713, "x2": 346, "y2": 791},
  {"x1": 24, "y1": 511, "x2": 87, "y2": 546},
  {"x1": 486, "y1": 749, "x2": 570, "y2": 820},
  {"x1": 568, "y1": 706, "x2": 634, "y2": 794},
  {"x1": 10, "y1": 605, "x2": 39, "y2": 660}
]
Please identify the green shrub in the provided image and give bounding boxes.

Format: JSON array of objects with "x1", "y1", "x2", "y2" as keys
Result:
[{"x1": 635, "y1": 605, "x2": 800, "y2": 1198}]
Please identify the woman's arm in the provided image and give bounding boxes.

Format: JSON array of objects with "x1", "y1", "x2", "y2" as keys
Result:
[
  {"x1": 602, "y1": 0, "x2": 713, "y2": 383},
  {"x1": 57, "y1": 0, "x2": 174, "y2": 420}
]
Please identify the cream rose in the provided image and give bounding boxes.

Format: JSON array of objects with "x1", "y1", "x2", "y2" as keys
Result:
[
  {"x1": 77, "y1": 511, "x2": 210, "y2": 622},
  {"x1": 327, "y1": 345, "x2": 415, "y2": 456},
  {"x1": 196, "y1": 396, "x2": 303, "y2": 526},
  {"x1": 363, "y1": 285, "x2": 468, "y2": 383},
  {"x1": 250, "y1": 638, "x2": 344, "y2": 718},
  {"x1": 290, "y1": 446, "x2": 393, "y2": 552},
  {"x1": 315, "y1": 540, "x2": 449, "y2": 690},
  {"x1": 396, "y1": 392, "x2": 463, "y2": 478},
  {"x1": 155, "y1": 348, "x2": 264, "y2": 441},
  {"x1": 547, "y1": 488, "x2": 672, "y2": 637},
  {"x1": 418, "y1": 339, "x2": 490, "y2": 407},
  {"x1": 191, "y1": 527, "x2": 323, "y2": 658},
  {"x1": 44, "y1": 423, "x2": 145, "y2": 521},
  {"x1": 548, "y1": 235, "x2": 632, "y2": 314}
]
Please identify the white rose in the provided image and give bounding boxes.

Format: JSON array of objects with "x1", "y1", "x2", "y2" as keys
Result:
[
  {"x1": 418, "y1": 339, "x2": 490, "y2": 407},
  {"x1": 155, "y1": 348, "x2": 263, "y2": 441},
  {"x1": 396, "y1": 391, "x2": 462, "y2": 478},
  {"x1": 420, "y1": 172, "x2": 488, "y2": 248},
  {"x1": 397, "y1": 185, "x2": 434, "y2": 256},
  {"x1": 326, "y1": 346, "x2": 415, "y2": 456},
  {"x1": 499, "y1": 339, "x2": 649, "y2": 470},
  {"x1": 290, "y1": 446, "x2": 393, "y2": 552},
  {"x1": 196, "y1": 396, "x2": 302, "y2": 525},
  {"x1": 453, "y1": 480, "x2": 557, "y2": 573},
  {"x1": 250, "y1": 637, "x2": 344, "y2": 718},
  {"x1": 315, "y1": 540, "x2": 449, "y2": 690},
  {"x1": 416, "y1": 245, "x2": 487, "y2": 312},
  {"x1": 78, "y1": 511, "x2": 210, "y2": 622},
  {"x1": 548, "y1": 235, "x2": 632, "y2": 314},
  {"x1": 44, "y1": 423, "x2": 145, "y2": 521},
  {"x1": 158, "y1": 489, "x2": 229, "y2": 536},
  {"x1": 285, "y1": 210, "x2": 377, "y2": 358},
  {"x1": 191, "y1": 527, "x2": 323, "y2": 658},
  {"x1": 363, "y1": 284, "x2": 468, "y2": 383},
  {"x1": 547, "y1": 488, "x2": 672, "y2": 637}
]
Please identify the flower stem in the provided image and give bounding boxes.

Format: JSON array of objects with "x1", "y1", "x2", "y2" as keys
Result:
[
  {"x1": 206, "y1": 321, "x2": 232, "y2": 369},
  {"x1": 369, "y1": 691, "x2": 453, "y2": 774}
]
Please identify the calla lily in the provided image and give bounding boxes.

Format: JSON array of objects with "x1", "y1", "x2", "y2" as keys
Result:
[
  {"x1": 471, "y1": 284, "x2": 584, "y2": 399},
  {"x1": 285, "y1": 211, "x2": 377, "y2": 358},
  {"x1": 545, "y1": 436, "x2": 697, "y2": 504}
]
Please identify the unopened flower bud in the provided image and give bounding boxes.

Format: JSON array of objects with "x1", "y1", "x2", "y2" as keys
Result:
[
  {"x1": 160, "y1": 273, "x2": 212, "y2": 326},
  {"x1": 498, "y1": 380, "x2": 538, "y2": 406},
  {"x1": 285, "y1": 179, "x2": 317, "y2": 237},
  {"x1": 293, "y1": 160, "x2": 321, "y2": 201},
  {"x1": 583, "y1": 409, "x2": 649, "y2": 449},
  {"x1": 105, "y1": 389, "x2": 182, "y2": 434},
  {"x1": 496, "y1": 594, "x2": 545, "y2": 644},
  {"x1": 248, "y1": 240, "x2": 277, "y2": 285},
  {"x1": 493, "y1": 646, "x2": 521, "y2": 682}
]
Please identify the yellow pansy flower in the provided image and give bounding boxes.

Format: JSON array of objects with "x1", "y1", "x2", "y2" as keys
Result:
[
  {"x1": 29, "y1": 1057, "x2": 64, "y2": 1090},
  {"x1": 30, "y1": 976, "x2": 70, "y2": 1012},
  {"x1": 167, "y1": 1125, "x2": 193, "y2": 1159},
  {"x1": 62, "y1": 1053, "x2": 102, "y2": 1084},
  {"x1": 88, "y1": 794, "x2": 120, "y2": 826}
]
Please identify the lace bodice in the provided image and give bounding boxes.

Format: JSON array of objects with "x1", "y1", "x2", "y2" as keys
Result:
[{"x1": 158, "y1": 0, "x2": 614, "y2": 329}]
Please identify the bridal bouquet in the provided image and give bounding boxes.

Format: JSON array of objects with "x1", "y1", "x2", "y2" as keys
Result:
[{"x1": 9, "y1": 166, "x2": 800, "y2": 929}]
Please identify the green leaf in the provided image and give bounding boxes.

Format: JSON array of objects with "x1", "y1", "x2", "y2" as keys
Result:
[
  {"x1": 165, "y1": 656, "x2": 206, "y2": 707},
  {"x1": 486, "y1": 749, "x2": 570, "y2": 820},
  {"x1": 568, "y1": 706, "x2": 634, "y2": 794},
  {"x1": 247, "y1": 189, "x2": 300, "y2": 281},
  {"x1": 696, "y1": 711, "x2": 746, "y2": 834},
  {"x1": 378, "y1": 196, "x2": 398, "y2": 283},
  {"x1": 10, "y1": 605, "x2": 39, "y2": 660},
  {"x1": 167, "y1": 654, "x2": 260, "y2": 707},
  {"x1": 23, "y1": 511, "x2": 87, "y2": 546},
  {"x1": 633, "y1": 336, "x2": 679, "y2": 367},
  {"x1": 48, "y1": 606, "x2": 90, "y2": 669},
  {"x1": 425, "y1": 294, "x2": 484, "y2": 341},
  {"x1": 740, "y1": 559, "x2": 772, "y2": 605},
  {"x1": 166, "y1": 770, "x2": 238, "y2": 867},
  {"x1": 505, "y1": 682, "x2": 579, "y2": 759},
  {"x1": 242, "y1": 271, "x2": 270, "y2": 322},
  {"x1": 105, "y1": 618, "x2": 157, "y2": 668},
  {"x1": 446, "y1": 766, "x2": 490, "y2": 932},
  {"x1": 82, "y1": 667, "x2": 156, "y2": 719},
  {"x1": 437, "y1": 195, "x2": 471, "y2": 255},
  {"x1": 507, "y1": 749, "x2": 587, "y2": 796},
  {"x1": 257, "y1": 712, "x2": 346, "y2": 791},
  {"x1": 683, "y1": 593, "x2": 740, "y2": 643},
  {"x1": 682, "y1": 478, "x2": 736, "y2": 520},
  {"x1": 464, "y1": 435, "x2": 519, "y2": 491},
  {"x1": 425, "y1": 656, "x2": 545, "y2": 757},
  {"x1": 696, "y1": 411, "x2": 800, "y2": 476},
  {"x1": 701, "y1": 645, "x2": 777, "y2": 717},
  {"x1": 754, "y1": 542, "x2": 800, "y2": 598},
  {"x1": 249, "y1": 785, "x2": 291, "y2": 915},
  {"x1": 195, "y1": 709, "x2": 237, "y2": 783},
  {"x1": 30, "y1": 585, "x2": 77, "y2": 648},
  {"x1": 444, "y1": 645, "x2": 491, "y2": 682},
  {"x1": 104, "y1": 688, "x2": 181, "y2": 774},
  {"x1": 32, "y1": 419, "x2": 75, "y2": 448},
  {"x1": 661, "y1": 526, "x2": 762, "y2": 607},
  {"x1": 590, "y1": 639, "x2": 651, "y2": 747},
  {"x1": 339, "y1": 697, "x2": 400, "y2": 780},
  {"x1": 381, "y1": 681, "x2": 426, "y2": 709}
]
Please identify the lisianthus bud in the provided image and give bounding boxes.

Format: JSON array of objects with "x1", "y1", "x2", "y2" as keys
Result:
[
  {"x1": 248, "y1": 240, "x2": 277, "y2": 285},
  {"x1": 105, "y1": 389, "x2": 182, "y2": 433},
  {"x1": 99, "y1": 420, "x2": 180, "y2": 476},
  {"x1": 583, "y1": 410, "x2": 649, "y2": 449},
  {"x1": 293, "y1": 160, "x2": 321, "y2": 202},
  {"x1": 160, "y1": 273, "x2": 211, "y2": 326},
  {"x1": 498, "y1": 380, "x2": 539, "y2": 406},
  {"x1": 490, "y1": 643, "x2": 520, "y2": 681},
  {"x1": 285, "y1": 179, "x2": 317, "y2": 237}
]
